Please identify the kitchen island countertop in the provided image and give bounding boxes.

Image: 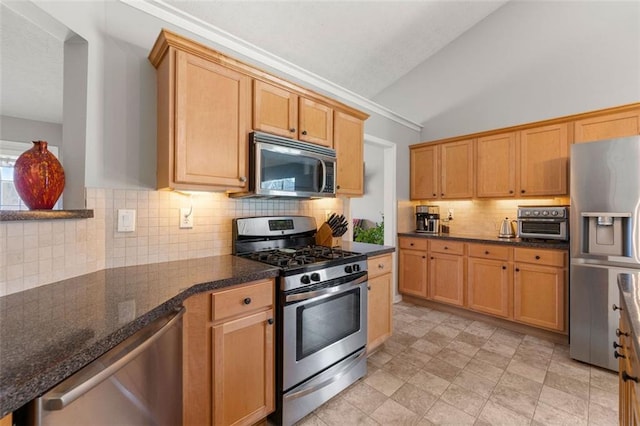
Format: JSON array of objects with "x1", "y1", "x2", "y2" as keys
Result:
[
  {"x1": 0, "y1": 245, "x2": 395, "y2": 417},
  {"x1": 398, "y1": 231, "x2": 569, "y2": 250}
]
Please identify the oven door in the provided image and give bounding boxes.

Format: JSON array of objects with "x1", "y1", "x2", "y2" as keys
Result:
[
  {"x1": 518, "y1": 218, "x2": 568, "y2": 240},
  {"x1": 282, "y1": 273, "x2": 367, "y2": 391}
]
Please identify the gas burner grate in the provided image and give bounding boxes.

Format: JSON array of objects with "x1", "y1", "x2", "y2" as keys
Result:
[{"x1": 240, "y1": 245, "x2": 359, "y2": 269}]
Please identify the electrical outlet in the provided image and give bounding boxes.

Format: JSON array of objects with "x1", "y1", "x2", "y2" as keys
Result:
[
  {"x1": 448, "y1": 209, "x2": 454, "y2": 220},
  {"x1": 180, "y1": 207, "x2": 193, "y2": 229}
]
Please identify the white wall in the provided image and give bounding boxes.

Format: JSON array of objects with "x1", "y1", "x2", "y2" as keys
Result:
[
  {"x1": 374, "y1": 0, "x2": 640, "y2": 141},
  {"x1": 351, "y1": 143, "x2": 385, "y2": 226},
  {"x1": 0, "y1": 116, "x2": 62, "y2": 148}
]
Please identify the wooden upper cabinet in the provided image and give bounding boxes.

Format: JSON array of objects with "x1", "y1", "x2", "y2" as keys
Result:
[
  {"x1": 518, "y1": 123, "x2": 569, "y2": 196},
  {"x1": 441, "y1": 139, "x2": 474, "y2": 199},
  {"x1": 253, "y1": 80, "x2": 298, "y2": 138},
  {"x1": 253, "y1": 81, "x2": 333, "y2": 147},
  {"x1": 410, "y1": 145, "x2": 439, "y2": 200},
  {"x1": 169, "y1": 50, "x2": 250, "y2": 190},
  {"x1": 334, "y1": 111, "x2": 364, "y2": 196},
  {"x1": 299, "y1": 98, "x2": 333, "y2": 147},
  {"x1": 574, "y1": 108, "x2": 640, "y2": 143},
  {"x1": 476, "y1": 132, "x2": 517, "y2": 198}
]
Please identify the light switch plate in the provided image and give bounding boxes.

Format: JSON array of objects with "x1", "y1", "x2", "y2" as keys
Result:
[{"x1": 117, "y1": 209, "x2": 136, "y2": 232}]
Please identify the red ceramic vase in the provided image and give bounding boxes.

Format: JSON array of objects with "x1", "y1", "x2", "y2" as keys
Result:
[{"x1": 13, "y1": 140, "x2": 65, "y2": 210}]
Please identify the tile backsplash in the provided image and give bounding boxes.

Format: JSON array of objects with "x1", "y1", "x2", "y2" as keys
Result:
[{"x1": 0, "y1": 188, "x2": 343, "y2": 296}]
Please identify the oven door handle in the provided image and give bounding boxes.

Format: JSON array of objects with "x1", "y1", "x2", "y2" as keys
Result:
[
  {"x1": 285, "y1": 274, "x2": 367, "y2": 303},
  {"x1": 283, "y1": 348, "x2": 366, "y2": 401},
  {"x1": 319, "y1": 159, "x2": 327, "y2": 193}
]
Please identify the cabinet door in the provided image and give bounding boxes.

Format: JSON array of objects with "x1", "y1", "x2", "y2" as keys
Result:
[
  {"x1": 175, "y1": 51, "x2": 250, "y2": 189},
  {"x1": 514, "y1": 263, "x2": 566, "y2": 331},
  {"x1": 476, "y1": 132, "x2": 517, "y2": 197},
  {"x1": 467, "y1": 257, "x2": 512, "y2": 318},
  {"x1": 429, "y1": 252, "x2": 465, "y2": 307},
  {"x1": 410, "y1": 145, "x2": 439, "y2": 200},
  {"x1": 367, "y1": 273, "x2": 392, "y2": 351},
  {"x1": 253, "y1": 80, "x2": 298, "y2": 138},
  {"x1": 213, "y1": 309, "x2": 275, "y2": 426},
  {"x1": 518, "y1": 123, "x2": 569, "y2": 196},
  {"x1": 334, "y1": 111, "x2": 364, "y2": 196},
  {"x1": 399, "y1": 249, "x2": 428, "y2": 298},
  {"x1": 440, "y1": 139, "x2": 474, "y2": 199},
  {"x1": 574, "y1": 108, "x2": 640, "y2": 143},
  {"x1": 299, "y1": 97, "x2": 333, "y2": 147}
]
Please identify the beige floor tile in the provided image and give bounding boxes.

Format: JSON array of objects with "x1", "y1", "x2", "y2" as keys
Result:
[
  {"x1": 490, "y1": 328, "x2": 524, "y2": 348},
  {"x1": 387, "y1": 331, "x2": 419, "y2": 349},
  {"x1": 383, "y1": 338, "x2": 411, "y2": 356},
  {"x1": 341, "y1": 382, "x2": 388, "y2": 415},
  {"x1": 473, "y1": 348, "x2": 512, "y2": 369},
  {"x1": 430, "y1": 324, "x2": 461, "y2": 339},
  {"x1": 416, "y1": 419, "x2": 435, "y2": 426},
  {"x1": 490, "y1": 385, "x2": 537, "y2": 419},
  {"x1": 588, "y1": 401, "x2": 618, "y2": 426},
  {"x1": 512, "y1": 348, "x2": 552, "y2": 370},
  {"x1": 421, "y1": 357, "x2": 462, "y2": 382},
  {"x1": 391, "y1": 383, "x2": 438, "y2": 417},
  {"x1": 397, "y1": 347, "x2": 433, "y2": 369},
  {"x1": 407, "y1": 370, "x2": 451, "y2": 397},
  {"x1": 544, "y1": 370, "x2": 590, "y2": 400},
  {"x1": 403, "y1": 320, "x2": 438, "y2": 338},
  {"x1": 445, "y1": 339, "x2": 480, "y2": 358},
  {"x1": 295, "y1": 413, "x2": 328, "y2": 426},
  {"x1": 539, "y1": 384, "x2": 589, "y2": 420},
  {"x1": 507, "y1": 358, "x2": 547, "y2": 383},
  {"x1": 547, "y1": 358, "x2": 591, "y2": 384},
  {"x1": 368, "y1": 349, "x2": 393, "y2": 368},
  {"x1": 423, "y1": 400, "x2": 476, "y2": 425},
  {"x1": 523, "y1": 333, "x2": 556, "y2": 349},
  {"x1": 463, "y1": 357, "x2": 504, "y2": 384},
  {"x1": 439, "y1": 383, "x2": 488, "y2": 417},
  {"x1": 370, "y1": 398, "x2": 421, "y2": 426},
  {"x1": 364, "y1": 369, "x2": 405, "y2": 397},
  {"x1": 476, "y1": 399, "x2": 531, "y2": 426},
  {"x1": 455, "y1": 330, "x2": 490, "y2": 347},
  {"x1": 410, "y1": 338, "x2": 444, "y2": 356},
  {"x1": 395, "y1": 312, "x2": 419, "y2": 324},
  {"x1": 590, "y1": 367, "x2": 618, "y2": 394},
  {"x1": 314, "y1": 397, "x2": 376, "y2": 426},
  {"x1": 589, "y1": 385, "x2": 618, "y2": 412},
  {"x1": 440, "y1": 314, "x2": 473, "y2": 331},
  {"x1": 482, "y1": 339, "x2": 517, "y2": 358},
  {"x1": 532, "y1": 401, "x2": 588, "y2": 426},
  {"x1": 434, "y1": 347, "x2": 471, "y2": 369},
  {"x1": 496, "y1": 371, "x2": 543, "y2": 399},
  {"x1": 422, "y1": 310, "x2": 450, "y2": 324},
  {"x1": 383, "y1": 357, "x2": 423, "y2": 382},
  {"x1": 452, "y1": 370, "x2": 496, "y2": 398}
]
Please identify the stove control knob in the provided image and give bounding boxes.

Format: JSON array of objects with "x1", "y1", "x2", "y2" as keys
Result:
[
  {"x1": 542, "y1": 210, "x2": 549, "y2": 216},
  {"x1": 300, "y1": 275, "x2": 311, "y2": 284},
  {"x1": 353, "y1": 264, "x2": 361, "y2": 272},
  {"x1": 344, "y1": 265, "x2": 353, "y2": 273},
  {"x1": 551, "y1": 210, "x2": 559, "y2": 216},
  {"x1": 310, "y1": 272, "x2": 321, "y2": 282},
  {"x1": 533, "y1": 211, "x2": 540, "y2": 216}
]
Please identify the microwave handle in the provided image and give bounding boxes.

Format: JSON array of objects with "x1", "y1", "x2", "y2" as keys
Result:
[{"x1": 319, "y1": 160, "x2": 327, "y2": 193}]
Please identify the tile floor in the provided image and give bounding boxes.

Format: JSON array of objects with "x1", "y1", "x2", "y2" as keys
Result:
[{"x1": 296, "y1": 301, "x2": 619, "y2": 425}]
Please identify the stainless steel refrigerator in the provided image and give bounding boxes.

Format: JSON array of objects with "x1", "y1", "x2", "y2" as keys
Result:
[{"x1": 570, "y1": 135, "x2": 640, "y2": 371}]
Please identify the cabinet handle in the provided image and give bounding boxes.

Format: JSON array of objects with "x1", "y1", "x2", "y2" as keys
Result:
[
  {"x1": 378, "y1": 264, "x2": 384, "y2": 269},
  {"x1": 444, "y1": 246, "x2": 448, "y2": 250},
  {"x1": 535, "y1": 255, "x2": 541, "y2": 260},
  {"x1": 289, "y1": 128, "x2": 296, "y2": 133},
  {"x1": 509, "y1": 190, "x2": 514, "y2": 194},
  {"x1": 614, "y1": 351, "x2": 626, "y2": 359},
  {"x1": 502, "y1": 266, "x2": 507, "y2": 270},
  {"x1": 367, "y1": 285, "x2": 372, "y2": 290},
  {"x1": 243, "y1": 297, "x2": 252, "y2": 305},
  {"x1": 430, "y1": 256, "x2": 434, "y2": 260},
  {"x1": 239, "y1": 176, "x2": 247, "y2": 183},
  {"x1": 337, "y1": 185, "x2": 341, "y2": 190},
  {"x1": 613, "y1": 342, "x2": 623, "y2": 349},
  {"x1": 422, "y1": 256, "x2": 426, "y2": 259},
  {"x1": 301, "y1": 130, "x2": 308, "y2": 135},
  {"x1": 267, "y1": 318, "x2": 274, "y2": 325},
  {"x1": 441, "y1": 193, "x2": 444, "y2": 196},
  {"x1": 521, "y1": 189, "x2": 526, "y2": 194},
  {"x1": 617, "y1": 328, "x2": 630, "y2": 337},
  {"x1": 410, "y1": 243, "x2": 414, "y2": 246},
  {"x1": 484, "y1": 250, "x2": 490, "y2": 255},
  {"x1": 623, "y1": 371, "x2": 639, "y2": 383},
  {"x1": 613, "y1": 304, "x2": 623, "y2": 311},
  {"x1": 432, "y1": 193, "x2": 436, "y2": 197},
  {"x1": 515, "y1": 268, "x2": 520, "y2": 272}
]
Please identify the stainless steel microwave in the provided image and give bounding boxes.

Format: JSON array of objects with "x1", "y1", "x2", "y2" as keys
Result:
[{"x1": 233, "y1": 131, "x2": 336, "y2": 199}]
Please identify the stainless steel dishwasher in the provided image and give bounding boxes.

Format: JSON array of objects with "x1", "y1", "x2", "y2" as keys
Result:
[{"x1": 27, "y1": 308, "x2": 184, "y2": 426}]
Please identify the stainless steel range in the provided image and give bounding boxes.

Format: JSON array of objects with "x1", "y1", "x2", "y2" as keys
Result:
[{"x1": 233, "y1": 216, "x2": 368, "y2": 426}]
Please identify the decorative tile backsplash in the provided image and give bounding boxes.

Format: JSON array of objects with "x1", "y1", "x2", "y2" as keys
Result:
[{"x1": 0, "y1": 188, "x2": 343, "y2": 297}]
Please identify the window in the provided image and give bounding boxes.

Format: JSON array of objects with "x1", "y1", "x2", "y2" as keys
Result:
[{"x1": 0, "y1": 140, "x2": 62, "y2": 210}]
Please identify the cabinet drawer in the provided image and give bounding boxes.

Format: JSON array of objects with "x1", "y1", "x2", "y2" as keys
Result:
[
  {"x1": 368, "y1": 254, "x2": 393, "y2": 279},
  {"x1": 399, "y1": 237, "x2": 428, "y2": 251},
  {"x1": 514, "y1": 248, "x2": 566, "y2": 267},
  {"x1": 468, "y1": 244, "x2": 512, "y2": 261},
  {"x1": 430, "y1": 240, "x2": 465, "y2": 255},
  {"x1": 212, "y1": 279, "x2": 274, "y2": 322}
]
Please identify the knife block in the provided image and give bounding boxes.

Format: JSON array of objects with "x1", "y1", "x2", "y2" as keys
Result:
[{"x1": 316, "y1": 223, "x2": 342, "y2": 248}]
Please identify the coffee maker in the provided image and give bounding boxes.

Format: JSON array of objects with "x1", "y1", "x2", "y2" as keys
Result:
[{"x1": 415, "y1": 205, "x2": 440, "y2": 234}]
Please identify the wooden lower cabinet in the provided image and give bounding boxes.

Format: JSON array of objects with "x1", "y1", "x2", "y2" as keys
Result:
[
  {"x1": 367, "y1": 254, "x2": 393, "y2": 352},
  {"x1": 183, "y1": 279, "x2": 275, "y2": 426},
  {"x1": 467, "y1": 257, "x2": 512, "y2": 318},
  {"x1": 429, "y1": 252, "x2": 465, "y2": 307},
  {"x1": 0, "y1": 413, "x2": 11, "y2": 426},
  {"x1": 398, "y1": 238, "x2": 428, "y2": 298},
  {"x1": 513, "y1": 262, "x2": 566, "y2": 332}
]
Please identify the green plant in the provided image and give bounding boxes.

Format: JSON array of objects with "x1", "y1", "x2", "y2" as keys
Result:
[{"x1": 354, "y1": 219, "x2": 384, "y2": 245}]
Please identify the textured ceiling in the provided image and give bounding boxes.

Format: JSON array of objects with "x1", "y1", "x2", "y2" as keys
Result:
[{"x1": 163, "y1": 0, "x2": 508, "y2": 98}]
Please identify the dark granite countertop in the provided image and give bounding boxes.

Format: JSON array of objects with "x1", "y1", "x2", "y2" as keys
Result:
[
  {"x1": 0, "y1": 255, "x2": 280, "y2": 417},
  {"x1": 341, "y1": 241, "x2": 396, "y2": 257},
  {"x1": 397, "y1": 231, "x2": 569, "y2": 250},
  {"x1": 618, "y1": 272, "x2": 640, "y2": 366}
]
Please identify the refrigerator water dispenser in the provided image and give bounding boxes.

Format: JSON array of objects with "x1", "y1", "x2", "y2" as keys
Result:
[{"x1": 582, "y1": 212, "x2": 631, "y2": 256}]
